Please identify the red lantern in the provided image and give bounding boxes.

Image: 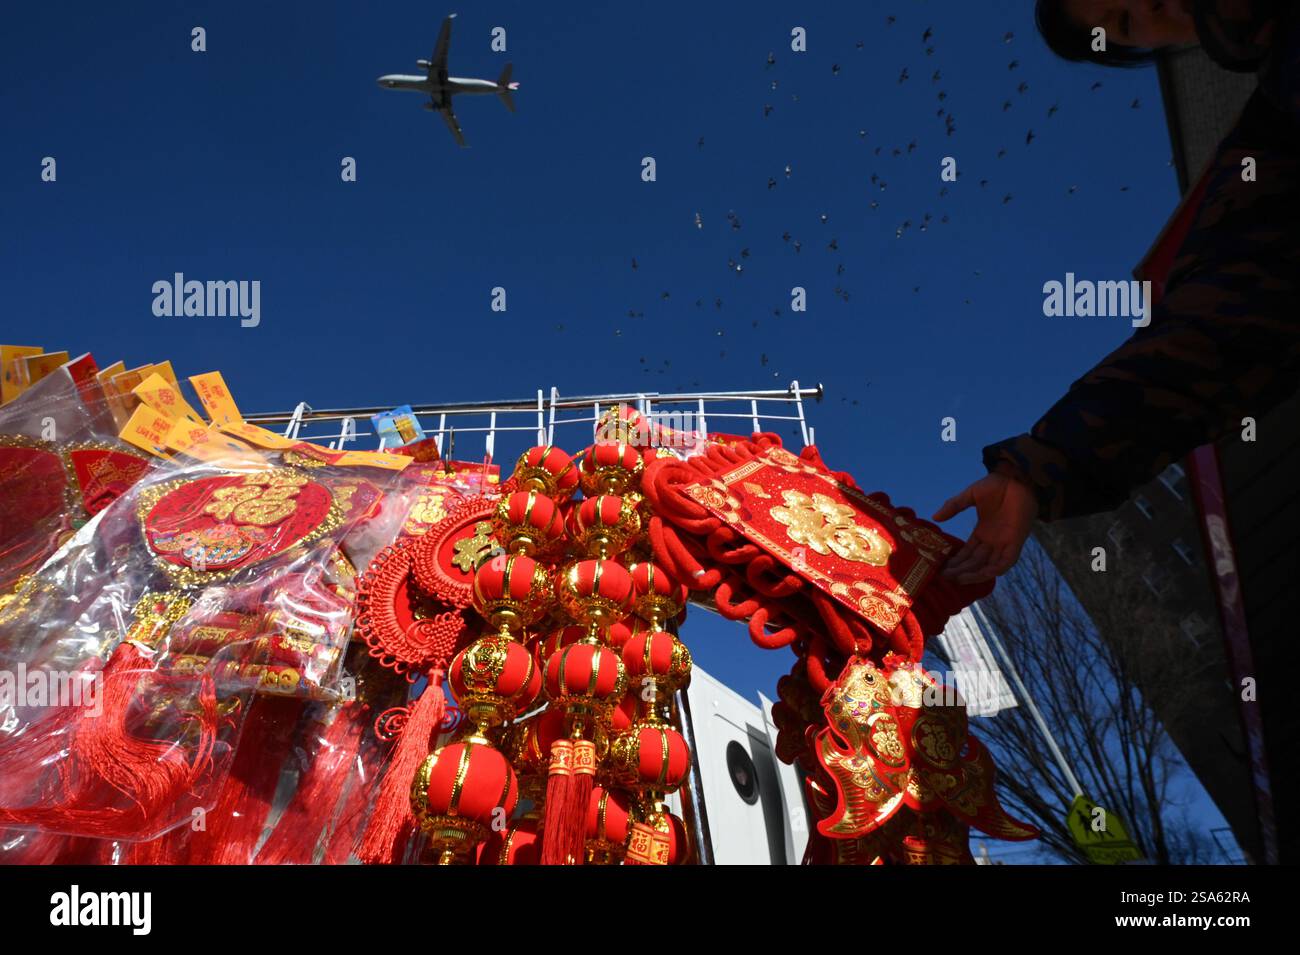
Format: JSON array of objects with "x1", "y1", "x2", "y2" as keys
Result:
[
  {"x1": 480, "y1": 815, "x2": 542, "y2": 865},
  {"x1": 557, "y1": 558, "x2": 634, "y2": 641},
  {"x1": 494, "y1": 490, "x2": 565, "y2": 556},
  {"x1": 410, "y1": 735, "x2": 519, "y2": 864},
  {"x1": 449, "y1": 636, "x2": 541, "y2": 728},
  {"x1": 471, "y1": 554, "x2": 550, "y2": 637},
  {"x1": 534, "y1": 624, "x2": 585, "y2": 665},
  {"x1": 622, "y1": 630, "x2": 692, "y2": 703},
  {"x1": 544, "y1": 642, "x2": 627, "y2": 714},
  {"x1": 513, "y1": 446, "x2": 579, "y2": 500},
  {"x1": 585, "y1": 786, "x2": 632, "y2": 864},
  {"x1": 605, "y1": 615, "x2": 646, "y2": 651},
  {"x1": 607, "y1": 722, "x2": 691, "y2": 794},
  {"x1": 567, "y1": 495, "x2": 641, "y2": 559},
  {"x1": 628, "y1": 561, "x2": 688, "y2": 632},
  {"x1": 580, "y1": 442, "x2": 644, "y2": 496},
  {"x1": 502, "y1": 706, "x2": 567, "y2": 784}
]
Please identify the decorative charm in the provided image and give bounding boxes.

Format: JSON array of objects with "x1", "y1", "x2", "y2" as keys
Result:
[
  {"x1": 139, "y1": 468, "x2": 343, "y2": 584},
  {"x1": 410, "y1": 497, "x2": 501, "y2": 607}
]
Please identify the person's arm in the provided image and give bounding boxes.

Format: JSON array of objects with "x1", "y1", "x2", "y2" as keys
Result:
[
  {"x1": 989, "y1": 90, "x2": 1300, "y2": 522},
  {"x1": 937, "y1": 88, "x2": 1300, "y2": 581}
]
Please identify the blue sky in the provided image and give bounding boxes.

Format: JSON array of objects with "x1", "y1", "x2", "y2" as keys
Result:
[{"x1": 4, "y1": 1, "x2": 1227, "y2": 854}]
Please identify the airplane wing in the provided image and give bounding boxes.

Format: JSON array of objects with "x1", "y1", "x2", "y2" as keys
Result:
[
  {"x1": 438, "y1": 103, "x2": 467, "y2": 147},
  {"x1": 429, "y1": 14, "x2": 454, "y2": 82}
]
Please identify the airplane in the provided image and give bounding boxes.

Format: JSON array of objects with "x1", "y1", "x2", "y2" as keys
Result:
[{"x1": 377, "y1": 13, "x2": 518, "y2": 147}]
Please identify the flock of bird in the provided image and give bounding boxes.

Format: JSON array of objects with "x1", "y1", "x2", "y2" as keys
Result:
[{"x1": 586, "y1": 13, "x2": 1150, "y2": 399}]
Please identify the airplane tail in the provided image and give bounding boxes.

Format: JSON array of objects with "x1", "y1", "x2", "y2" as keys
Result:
[{"x1": 496, "y1": 63, "x2": 517, "y2": 112}]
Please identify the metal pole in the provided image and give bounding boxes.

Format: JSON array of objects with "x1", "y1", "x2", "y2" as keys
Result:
[{"x1": 674, "y1": 687, "x2": 715, "y2": 866}]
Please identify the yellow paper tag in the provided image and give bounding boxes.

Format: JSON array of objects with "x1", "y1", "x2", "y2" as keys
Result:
[
  {"x1": 165, "y1": 419, "x2": 260, "y2": 464},
  {"x1": 189, "y1": 371, "x2": 243, "y2": 425},
  {"x1": 335, "y1": 449, "x2": 413, "y2": 471},
  {"x1": 1, "y1": 345, "x2": 44, "y2": 404},
  {"x1": 134, "y1": 373, "x2": 205, "y2": 424},
  {"x1": 94, "y1": 360, "x2": 128, "y2": 427},
  {"x1": 219, "y1": 420, "x2": 297, "y2": 449},
  {"x1": 119, "y1": 404, "x2": 177, "y2": 459},
  {"x1": 216, "y1": 421, "x2": 411, "y2": 470},
  {"x1": 22, "y1": 351, "x2": 70, "y2": 387},
  {"x1": 143, "y1": 360, "x2": 181, "y2": 389}
]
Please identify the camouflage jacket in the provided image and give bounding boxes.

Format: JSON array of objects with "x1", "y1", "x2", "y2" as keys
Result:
[{"x1": 984, "y1": 2, "x2": 1300, "y2": 521}]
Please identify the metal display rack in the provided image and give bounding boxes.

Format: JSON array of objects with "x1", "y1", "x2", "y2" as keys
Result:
[{"x1": 245, "y1": 381, "x2": 824, "y2": 461}]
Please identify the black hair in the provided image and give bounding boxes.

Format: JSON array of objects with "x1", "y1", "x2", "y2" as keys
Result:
[{"x1": 1035, "y1": 0, "x2": 1161, "y2": 67}]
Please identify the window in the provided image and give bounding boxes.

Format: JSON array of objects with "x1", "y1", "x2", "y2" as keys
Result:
[
  {"x1": 1171, "y1": 538, "x2": 1196, "y2": 566},
  {"x1": 1158, "y1": 463, "x2": 1188, "y2": 501},
  {"x1": 1134, "y1": 495, "x2": 1156, "y2": 520}
]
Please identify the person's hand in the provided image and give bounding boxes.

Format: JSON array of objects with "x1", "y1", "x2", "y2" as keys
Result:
[{"x1": 932, "y1": 473, "x2": 1038, "y2": 584}]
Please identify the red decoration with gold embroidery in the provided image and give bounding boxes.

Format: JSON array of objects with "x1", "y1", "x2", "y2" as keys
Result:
[
  {"x1": 682, "y1": 446, "x2": 952, "y2": 634},
  {"x1": 139, "y1": 469, "x2": 340, "y2": 581},
  {"x1": 65, "y1": 445, "x2": 151, "y2": 517}
]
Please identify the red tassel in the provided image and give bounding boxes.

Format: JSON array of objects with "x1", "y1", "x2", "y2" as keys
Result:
[
  {"x1": 0, "y1": 643, "x2": 218, "y2": 840},
  {"x1": 357, "y1": 674, "x2": 445, "y2": 865},
  {"x1": 119, "y1": 825, "x2": 193, "y2": 865},
  {"x1": 188, "y1": 695, "x2": 303, "y2": 865},
  {"x1": 568, "y1": 739, "x2": 595, "y2": 862},
  {"x1": 540, "y1": 738, "x2": 585, "y2": 865},
  {"x1": 256, "y1": 701, "x2": 368, "y2": 865}
]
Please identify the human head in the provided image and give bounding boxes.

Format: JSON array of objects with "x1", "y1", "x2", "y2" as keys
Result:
[{"x1": 1036, "y1": 0, "x2": 1198, "y2": 66}]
